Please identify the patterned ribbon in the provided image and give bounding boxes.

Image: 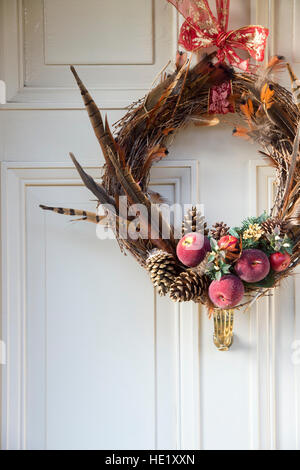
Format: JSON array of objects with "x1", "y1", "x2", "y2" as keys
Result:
[
  {"x1": 167, "y1": 0, "x2": 269, "y2": 71},
  {"x1": 208, "y1": 81, "x2": 234, "y2": 114}
]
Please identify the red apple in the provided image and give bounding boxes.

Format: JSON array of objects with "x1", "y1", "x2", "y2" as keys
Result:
[
  {"x1": 176, "y1": 232, "x2": 210, "y2": 268},
  {"x1": 204, "y1": 236, "x2": 211, "y2": 253},
  {"x1": 209, "y1": 274, "x2": 245, "y2": 309},
  {"x1": 235, "y1": 249, "x2": 270, "y2": 283},
  {"x1": 270, "y1": 252, "x2": 291, "y2": 272},
  {"x1": 218, "y1": 235, "x2": 239, "y2": 252}
]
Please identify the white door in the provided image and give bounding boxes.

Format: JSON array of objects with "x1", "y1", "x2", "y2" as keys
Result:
[{"x1": 0, "y1": 0, "x2": 299, "y2": 450}]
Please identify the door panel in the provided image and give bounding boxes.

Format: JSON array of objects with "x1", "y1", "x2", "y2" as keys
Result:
[
  {"x1": 26, "y1": 185, "x2": 155, "y2": 450},
  {"x1": 1, "y1": 162, "x2": 196, "y2": 449}
]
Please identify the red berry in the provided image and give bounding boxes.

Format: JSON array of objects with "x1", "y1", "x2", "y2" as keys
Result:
[{"x1": 270, "y1": 252, "x2": 291, "y2": 272}]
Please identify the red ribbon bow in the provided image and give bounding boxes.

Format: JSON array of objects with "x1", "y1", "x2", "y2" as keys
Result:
[{"x1": 167, "y1": 0, "x2": 269, "y2": 71}]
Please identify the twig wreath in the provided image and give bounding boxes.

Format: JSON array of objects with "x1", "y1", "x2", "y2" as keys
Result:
[{"x1": 40, "y1": 0, "x2": 300, "y2": 350}]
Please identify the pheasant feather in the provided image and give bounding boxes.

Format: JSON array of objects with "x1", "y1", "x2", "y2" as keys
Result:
[{"x1": 39, "y1": 205, "x2": 106, "y2": 224}]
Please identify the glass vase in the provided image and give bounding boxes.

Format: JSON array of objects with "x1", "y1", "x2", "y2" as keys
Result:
[{"x1": 213, "y1": 309, "x2": 235, "y2": 351}]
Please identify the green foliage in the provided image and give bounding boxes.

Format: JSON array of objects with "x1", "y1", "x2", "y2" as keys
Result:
[
  {"x1": 240, "y1": 212, "x2": 268, "y2": 231},
  {"x1": 266, "y1": 227, "x2": 294, "y2": 255},
  {"x1": 209, "y1": 238, "x2": 219, "y2": 251},
  {"x1": 282, "y1": 242, "x2": 293, "y2": 256},
  {"x1": 244, "y1": 272, "x2": 276, "y2": 289},
  {"x1": 241, "y1": 238, "x2": 261, "y2": 250},
  {"x1": 229, "y1": 212, "x2": 268, "y2": 244},
  {"x1": 258, "y1": 238, "x2": 276, "y2": 256},
  {"x1": 228, "y1": 212, "x2": 294, "y2": 259},
  {"x1": 207, "y1": 238, "x2": 232, "y2": 281},
  {"x1": 206, "y1": 212, "x2": 294, "y2": 284},
  {"x1": 229, "y1": 227, "x2": 240, "y2": 238}
]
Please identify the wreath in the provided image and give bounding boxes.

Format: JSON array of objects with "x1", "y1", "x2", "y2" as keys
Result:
[{"x1": 40, "y1": 0, "x2": 300, "y2": 350}]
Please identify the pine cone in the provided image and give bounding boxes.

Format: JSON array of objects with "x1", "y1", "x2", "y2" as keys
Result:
[
  {"x1": 193, "y1": 275, "x2": 211, "y2": 303},
  {"x1": 169, "y1": 271, "x2": 210, "y2": 303},
  {"x1": 191, "y1": 252, "x2": 210, "y2": 277},
  {"x1": 182, "y1": 206, "x2": 209, "y2": 236},
  {"x1": 211, "y1": 222, "x2": 229, "y2": 240},
  {"x1": 261, "y1": 217, "x2": 289, "y2": 236},
  {"x1": 146, "y1": 250, "x2": 178, "y2": 296}
]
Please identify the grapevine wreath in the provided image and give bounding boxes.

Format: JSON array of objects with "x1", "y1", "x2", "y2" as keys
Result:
[{"x1": 40, "y1": 0, "x2": 300, "y2": 350}]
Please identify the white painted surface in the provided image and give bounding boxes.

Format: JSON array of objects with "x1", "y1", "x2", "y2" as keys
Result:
[
  {"x1": 26, "y1": 185, "x2": 155, "y2": 450},
  {"x1": 0, "y1": 0, "x2": 299, "y2": 450},
  {"x1": 272, "y1": 0, "x2": 300, "y2": 76},
  {"x1": 1, "y1": 0, "x2": 174, "y2": 107},
  {"x1": 43, "y1": 0, "x2": 154, "y2": 65}
]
